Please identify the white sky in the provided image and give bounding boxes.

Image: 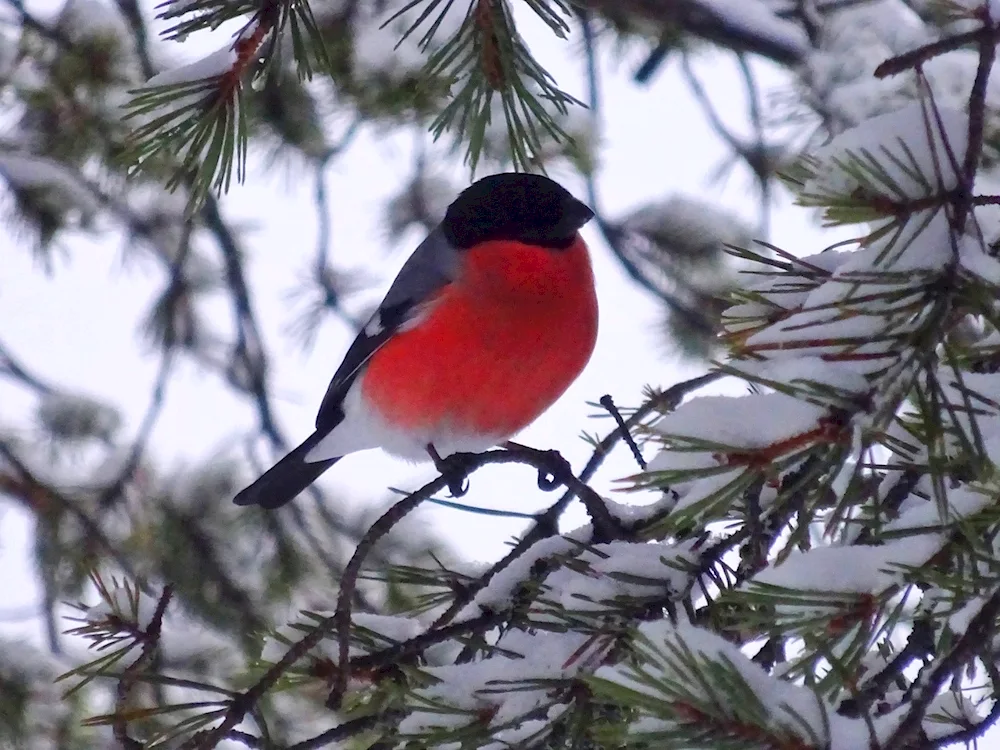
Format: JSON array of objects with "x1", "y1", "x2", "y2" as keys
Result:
[{"x1": 0, "y1": 5, "x2": 847, "y2": 641}]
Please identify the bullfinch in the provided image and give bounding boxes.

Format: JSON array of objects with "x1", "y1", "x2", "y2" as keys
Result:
[{"x1": 234, "y1": 172, "x2": 598, "y2": 509}]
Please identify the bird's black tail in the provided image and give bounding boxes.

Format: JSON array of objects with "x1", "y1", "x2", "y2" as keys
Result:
[{"x1": 233, "y1": 432, "x2": 341, "y2": 509}]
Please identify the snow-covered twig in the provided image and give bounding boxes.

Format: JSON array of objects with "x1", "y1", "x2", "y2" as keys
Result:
[
  {"x1": 884, "y1": 587, "x2": 1000, "y2": 746},
  {"x1": 328, "y1": 444, "x2": 625, "y2": 707},
  {"x1": 875, "y1": 15, "x2": 1000, "y2": 79},
  {"x1": 429, "y1": 372, "x2": 723, "y2": 629},
  {"x1": 189, "y1": 374, "x2": 720, "y2": 749},
  {"x1": 837, "y1": 618, "x2": 935, "y2": 718}
]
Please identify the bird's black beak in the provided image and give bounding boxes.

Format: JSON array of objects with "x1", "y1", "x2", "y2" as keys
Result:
[{"x1": 566, "y1": 198, "x2": 595, "y2": 230}]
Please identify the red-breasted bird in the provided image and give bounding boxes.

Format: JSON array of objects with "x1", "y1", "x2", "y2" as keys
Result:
[{"x1": 233, "y1": 172, "x2": 598, "y2": 509}]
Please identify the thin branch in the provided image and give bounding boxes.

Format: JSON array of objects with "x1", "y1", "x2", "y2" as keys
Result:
[
  {"x1": 578, "y1": 13, "x2": 715, "y2": 333},
  {"x1": 114, "y1": 585, "x2": 173, "y2": 750},
  {"x1": 285, "y1": 713, "x2": 386, "y2": 750},
  {"x1": 957, "y1": 11, "x2": 997, "y2": 232},
  {"x1": 0, "y1": 440, "x2": 141, "y2": 580},
  {"x1": 599, "y1": 394, "x2": 646, "y2": 470},
  {"x1": 188, "y1": 368, "x2": 718, "y2": 747},
  {"x1": 113, "y1": 0, "x2": 155, "y2": 79},
  {"x1": 98, "y1": 347, "x2": 176, "y2": 508},
  {"x1": 921, "y1": 659, "x2": 1000, "y2": 748},
  {"x1": 680, "y1": 51, "x2": 746, "y2": 156},
  {"x1": 329, "y1": 444, "x2": 623, "y2": 707},
  {"x1": 222, "y1": 730, "x2": 261, "y2": 748},
  {"x1": 838, "y1": 619, "x2": 935, "y2": 718},
  {"x1": 0, "y1": 338, "x2": 55, "y2": 394},
  {"x1": 346, "y1": 610, "x2": 504, "y2": 673},
  {"x1": 189, "y1": 443, "x2": 607, "y2": 744},
  {"x1": 109, "y1": 222, "x2": 196, "y2": 500},
  {"x1": 884, "y1": 588, "x2": 1000, "y2": 746},
  {"x1": 875, "y1": 19, "x2": 1000, "y2": 78},
  {"x1": 328, "y1": 471, "x2": 452, "y2": 707},
  {"x1": 200, "y1": 195, "x2": 283, "y2": 448},
  {"x1": 736, "y1": 52, "x2": 772, "y2": 238},
  {"x1": 430, "y1": 373, "x2": 722, "y2": 628}
]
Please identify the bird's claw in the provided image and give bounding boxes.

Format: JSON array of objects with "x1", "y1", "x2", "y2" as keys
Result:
[
  {"x1": 536, "y1": 449, "x2": 570, "y2": 492},
  {"x1": 428, "y1": 446, "x2": 475, "y2": 497},
  {"x1": 446, "y1": 470, "x2": 471, "y2": 498},
  {"x1": 537, "y1": 471, "x2": 559, "y2": 491}
]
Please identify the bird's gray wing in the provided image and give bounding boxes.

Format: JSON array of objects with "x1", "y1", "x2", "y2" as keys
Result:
[{"x1": 314, "y1": 225, "x2": 461, "y2": 431}]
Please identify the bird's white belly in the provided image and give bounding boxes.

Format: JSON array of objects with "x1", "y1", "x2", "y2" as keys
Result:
[{"x1": 304, "y1": 380, "x2": 507, "y2": 463}]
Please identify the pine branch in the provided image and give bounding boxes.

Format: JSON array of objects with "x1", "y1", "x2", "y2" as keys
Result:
[
  {"x1": 113, "y1": 585, "x2": 173, "y2": 750},
  {"x1": 884, "y1": 587, "x2": 1000, "y2": 746},
  {"x1": 921, "y1": 659, "x2": 1000, "y2": 748},
  {"x1": 179, "y1": 376, "x2": 718, "y2": 747},
  {"x1": 837, "y1": 619, "x2": 935, "y2": 718},
  {"x1": 413, "y1": 0, "x2": 583, "y2": 170},
  {"x1": 285, "y1": 714, "x2": 386, "y2": 750},
  {"x1": 875, "y1": 14, "x2": 1000, "y2": 79},
  {"x1": 0, "y1": 440, "x2": 140, "y2": 580},
  {"x1": 328, "y1": 444, "x2": 624, "y2": 708},
  {"x1": 429, "y1": 373, "x2": 722, "y2": 628}
]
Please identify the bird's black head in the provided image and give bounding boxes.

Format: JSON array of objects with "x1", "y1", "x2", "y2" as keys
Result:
[{"x1": 442, "y1": 173, "x2": 595, "y2": 250}]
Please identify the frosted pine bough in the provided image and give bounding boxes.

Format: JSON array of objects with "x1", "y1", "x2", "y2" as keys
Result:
[
  {"x1": 55, "y1": 6, "x2": 1000, "y2": 748},
  {"x1": 68, "y1": 69, "x2": 1000, "y2": 750},
  {"x1": 202, "y1": 96, "x2": 1000, "y2": 748}
]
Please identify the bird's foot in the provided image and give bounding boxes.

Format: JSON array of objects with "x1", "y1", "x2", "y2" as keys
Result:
[
  {"x1": 427, "y1": 444, "x2": 476, "y2": 497},
  {"x1": 503, "y1": 441, "x2": 571, "y2": 491}
]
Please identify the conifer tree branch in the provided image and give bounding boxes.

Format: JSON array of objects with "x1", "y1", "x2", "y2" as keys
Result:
[
  {"x1": 875, "y1": 16, "x2": 1000, "y2": 79},
  {"x1": 181, "y1": 376, "x2": 718, "y2": 747},
  {"x1": 884, "y1": 588, "x2": 1000, "y2": 746},
  {"x1": 430, "y1": 372, "x2": 722, "y2": 627},
  {"x1": 0, "y1": 440, "x2": 140, "y2": 580},
  {"x1": 329, "y1": 444, "x2": 624, "y2": 707},
  {"x1": 113, "y1": 586, "x2": 173, "y2": 750},
  {"x1": 921, "y1": 659, "x2": 1000, "y2": 748}
]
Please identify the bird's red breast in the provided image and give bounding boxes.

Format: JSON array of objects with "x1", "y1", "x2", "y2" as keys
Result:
[{"x1": 360, "y1": 236, "x2": 598, "y2": 438}]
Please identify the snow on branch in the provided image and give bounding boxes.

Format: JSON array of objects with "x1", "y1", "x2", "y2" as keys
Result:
[
  {"x1": 61, "y1": 3, "x2": 1000, "y2": 748},
  {"x1": 592, "y1": 621, "x2": 904, "y2": 749},
  {"x1": 0, "y1": 151, "x2": 102, "y2": 220}
]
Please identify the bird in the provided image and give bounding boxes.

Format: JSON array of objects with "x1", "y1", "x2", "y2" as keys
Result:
[{"x1": 234, "y1": 172, "x2": 598, "y2": 509}]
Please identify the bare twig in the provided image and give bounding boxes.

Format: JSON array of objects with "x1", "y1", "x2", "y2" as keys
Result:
[
  {"x1": 599, "y1": 394, "x2": 646, "y2": 470},
  {"x1": 958, "y1": 12, "x2": 997, "y2": 231},
  {"x1": 286, "y1": 713, "x2": 387, "y2": 750},
  {"x1": 327, "y1": 471, "x2": 452, "y2": 708},
  {"x1": 430, "y1": 372, "x2": 722, "y2": 628},
  {"x1": 577, "y1": 14, "x2": 715, "y2": 334},
  {"x1": 875, "y1": 20, "x2": 1000, "y2": 78},
  {"x1": 114, "y1": 585, "x2": 173, "y2": 749},
  {"x1": 329, "y1": 444, "x2": 622, "y2": 707},
  {"x1": 0, "y1": 339, "x2": 55, "y2": 394}
]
